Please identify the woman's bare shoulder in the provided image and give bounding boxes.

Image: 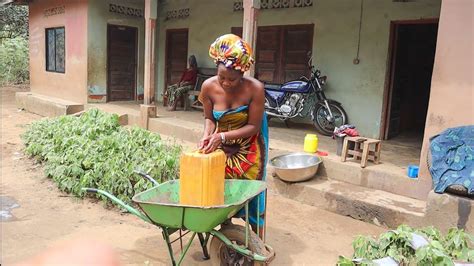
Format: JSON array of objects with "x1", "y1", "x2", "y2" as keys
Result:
[
  {"x1": 243, "y1": 76, "x2": 264, "y2": 94},
  {"x1": 201, "y1": 76, "x2": 219, "y2": 93}
]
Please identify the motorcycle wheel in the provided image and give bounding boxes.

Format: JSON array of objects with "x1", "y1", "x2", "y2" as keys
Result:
[{"x1": 312, "y1": 103, "x2": 348, "y2": 136}]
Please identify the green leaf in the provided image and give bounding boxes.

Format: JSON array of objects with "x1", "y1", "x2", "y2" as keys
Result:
[
  {"x1": 467, "y1": 249, "x2": 474, "y2": 262},
  {"x1": 336, "y1": 256, "x2": 355, "y2": 266},
  {"x1": 431, "y1": 241, "x2": 445, "y2": 251}
]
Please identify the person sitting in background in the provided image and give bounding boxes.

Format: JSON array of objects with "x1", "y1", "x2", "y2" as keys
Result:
[{"x1": 166, "y1": 55, "x2": 198, "y2": 111}]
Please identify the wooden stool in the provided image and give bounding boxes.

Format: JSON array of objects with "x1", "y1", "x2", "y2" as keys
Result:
[{"x1": 341, "y1": 136, "x2": 381, "y2": 168}]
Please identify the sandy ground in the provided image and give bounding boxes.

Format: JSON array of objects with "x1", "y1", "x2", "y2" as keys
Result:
[{"x1": 1, "y1": 86, "x2": 384, "y2": 265}]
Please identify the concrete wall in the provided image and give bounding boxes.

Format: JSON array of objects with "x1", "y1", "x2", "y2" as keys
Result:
[
  {"x1": 154, "y1": 0, "x2": 440, "y2": 138},
  {"x1": 418, "y1": 0, "x2": 474, "y2": 197},
  {"x1": 29, "y1": 0, "x2": 88, "y2": 103},
  {"x1": 87, "y1": 0, "x2": 145, "y2": 103}
]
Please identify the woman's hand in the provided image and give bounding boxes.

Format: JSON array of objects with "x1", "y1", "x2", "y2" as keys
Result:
[
  {"x1": 200, "y1": 133, "x2": 222, "y2": 154},
  {"x1": 198, "y1": 136, "x2": 209, "y2": 150}
]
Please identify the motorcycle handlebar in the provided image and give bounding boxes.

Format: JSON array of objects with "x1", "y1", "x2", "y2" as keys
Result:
[{"x1": 307, "y1": 56, "x2": 324, "y2": 80}]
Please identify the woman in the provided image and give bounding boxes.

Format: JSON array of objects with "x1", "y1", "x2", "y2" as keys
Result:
[
  {"x1": 198, "y1": 34, "x2": 268, "y2": 235},
  {"x1": 166, "y1": 55, "x2": 198, "y2": 111}
]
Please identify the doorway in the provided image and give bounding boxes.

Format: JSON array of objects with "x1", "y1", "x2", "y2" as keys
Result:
[
  {"x1": 383, "y1": 20, "x2": 438, "y2": 141},
  {"x1": 107, "y1": 25, "x2": 138, "y2": 101},
  {"x1": 164, "y1": 29, "x2": 188, "y2": 105}
]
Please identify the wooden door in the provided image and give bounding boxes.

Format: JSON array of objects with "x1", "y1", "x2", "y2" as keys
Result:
[
  {"x1": 107, "y1": 25, "x2": 137, "y2": 101},
  {"x1": 164, "y1": 29, "x2": 188, "y2": 104},
  {"x1": 255, "y1": 26, "x2": 281, "y2": 83},
  {"x1": 281, "y1": 25, "x2": 313, "y2": 82},
  {"x1": 232, "y1": 24, "x2": 313, "y2": 84}
]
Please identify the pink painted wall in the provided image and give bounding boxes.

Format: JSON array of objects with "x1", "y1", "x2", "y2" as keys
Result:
[
  {"x1": 418, "y1": 0, "x2": 474, "y2": 198},
  {"x1": 29, "y1": 0, "x2": 88, "y2": 103}
]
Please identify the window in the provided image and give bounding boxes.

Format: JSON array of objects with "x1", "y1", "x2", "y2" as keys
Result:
[{"x1": 46, "y1": 27, "x2": 65, "y2": 73}]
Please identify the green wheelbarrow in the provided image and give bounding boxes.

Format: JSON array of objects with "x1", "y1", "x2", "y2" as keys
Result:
[{"x1": 83, "y1": 171, "x2": 275, "y2": 266}]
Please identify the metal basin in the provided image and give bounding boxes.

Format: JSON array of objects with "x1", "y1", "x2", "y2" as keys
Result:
[{"x1": 270, "y1": 153, "x2": 322, "y2": 182}]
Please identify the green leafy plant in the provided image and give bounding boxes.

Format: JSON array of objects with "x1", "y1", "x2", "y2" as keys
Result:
[
  {"x1": 378, "y1": 225, "x2": 416, "y2": 264},
  {"x1": 353, "y1": 235, "x2": 381, "y2": 260},
  {"x1": 337, "y1": 256, "x2": 356, "y2": 266},
  {"x1": 416, "y1": 226, "x2": 443, "y2": 242},
  {"x1": 0, "y1": 37, "x2": 29, "y2": 85},
  {"x1": 1, "y1": 5, "x2": 29, "y2": 39},
  {"x1": 442, "y1": 228, "x2": 474, "y2": 262},
  {"x1": 337, "y1": 225, "x2": 474, "y2": 266},
  {"x1": 415, "y1": 241, "x2": 453, "y2": 266},
  {"x1": 22, "y1": 109, "x2": 182, "y2": 204}
]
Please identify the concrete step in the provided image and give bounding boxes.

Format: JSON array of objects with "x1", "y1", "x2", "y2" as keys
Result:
[
  {"x1": 155, "y1": 130, "x2": 426, "y2": 229},
  {"x1": 155, "y1": 131, "x2": 427, "y2": 229},
  {"x1": 16, "y1": 92, "x2": 84, "y2": 117},
  {"x1": 149, "y1": 116, "x2": 203, "y2": 143},
  {"x1": 86, "y1": 103, "x2": 141, "y2": 126},
  {"x1": 424, "y1": 191, "x2": 474, "y2": 233},
  {"x1": 268, "y1": 175, "x2": 426, "y2": 228},
  {"x1": 147, "y1": 114, "x2": 430, "y2": 200}
]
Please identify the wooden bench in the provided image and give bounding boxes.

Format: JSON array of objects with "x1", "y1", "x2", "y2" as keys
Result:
[{"x1": 184, "y1": 67, "x2": 216, "y2": 111}]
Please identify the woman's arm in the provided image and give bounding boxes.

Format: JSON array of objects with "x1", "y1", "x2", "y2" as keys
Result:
[
  {"x1": 198, "y1": 79, "x2": 216, "y2": 149},
  {"x1": 178, "y1": 70, "x2": 186, "y2": 84}
]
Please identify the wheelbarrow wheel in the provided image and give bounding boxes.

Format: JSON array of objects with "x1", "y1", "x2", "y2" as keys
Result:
[{"x1": 210, "y1": 224, "x2": 267, "y2": 266}]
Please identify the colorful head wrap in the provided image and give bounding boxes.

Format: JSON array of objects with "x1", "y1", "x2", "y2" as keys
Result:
[{"x1": 209, "y1": 34, "x2": 255, "y2": 72}]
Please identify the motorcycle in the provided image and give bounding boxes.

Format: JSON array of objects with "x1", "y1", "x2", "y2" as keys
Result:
[{"x1": 264, "y1": 56, "x2": 348, "y2": 136}]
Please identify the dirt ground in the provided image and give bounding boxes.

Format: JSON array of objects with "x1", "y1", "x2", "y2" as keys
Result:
[{"x1": 1, "y1": 86, "x2": 384, "y2": 265}]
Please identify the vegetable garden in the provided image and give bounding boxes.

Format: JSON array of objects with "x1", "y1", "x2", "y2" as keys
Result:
[{"x1": 21, "y1": 108, "x2": 181, "y2": 204}]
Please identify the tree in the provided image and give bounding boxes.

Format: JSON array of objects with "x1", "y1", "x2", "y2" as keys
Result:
[
  {"x1": 0, "y1": 3, "x2": 29, "y2": 84},
  {"x1": 0, "y1": 36, "x2": 29, "y2": 85},
  {"x1": 0, "y1": 4, "x2": 28, "y2": 40}
]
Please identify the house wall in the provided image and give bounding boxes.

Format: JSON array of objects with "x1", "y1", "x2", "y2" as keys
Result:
[
  {"x1": 418, "y1": 0, "x2": 474, "y2": 196},
  {"x1": 29, "y1": 0, "x2": 88, "y2": 103},
  {"x1": 155, "y1": 0, "x2": 440, "y2": 138},
  {"x1": 87, "y1": 0, "x2": 145, "y2": 103}
]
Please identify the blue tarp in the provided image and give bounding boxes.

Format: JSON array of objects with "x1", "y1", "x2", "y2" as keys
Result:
[{"x1": 429, "y1": 125, "x2": 474, "y2": 194}]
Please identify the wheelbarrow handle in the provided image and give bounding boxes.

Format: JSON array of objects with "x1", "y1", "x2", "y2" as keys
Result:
[
  {"x1": 84, "y1": 188, "x2": 99, "y2": 194},
  {"x1": 81, "y1": 188, "x2": 151, "y2": 223},
  {"x1": 134, "y1": 170, "x2": 160, "y2": 186}
]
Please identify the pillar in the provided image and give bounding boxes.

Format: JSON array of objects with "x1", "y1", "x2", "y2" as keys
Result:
[
  {"x1": 242, "y1": 0, "x2": 260, "y2": 77},
  {"x1": 141, "y1": 0, "x2": 158, "y2": 128}
]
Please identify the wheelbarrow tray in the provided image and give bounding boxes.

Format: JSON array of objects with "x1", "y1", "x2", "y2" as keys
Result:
[{"x1": 132, "y1": 179, "x2": 266, "y2": 233}]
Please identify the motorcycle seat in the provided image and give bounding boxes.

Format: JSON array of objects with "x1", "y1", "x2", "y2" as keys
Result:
[{"x1": 264, "y1": 83, "x2": 282, "y2": 91}]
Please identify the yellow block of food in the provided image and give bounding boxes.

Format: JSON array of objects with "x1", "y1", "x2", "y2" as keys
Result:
[{"x1": 179, "y1": 150, "x2": 226, "y2": 206}]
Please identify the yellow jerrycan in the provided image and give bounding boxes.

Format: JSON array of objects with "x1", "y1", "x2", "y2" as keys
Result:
[
  {"x1": 179, "y1": 150, "x2": 226, "y2": 206},
  {"x1": 304, "y1": 134, "x2": 318, "y2": 153}
]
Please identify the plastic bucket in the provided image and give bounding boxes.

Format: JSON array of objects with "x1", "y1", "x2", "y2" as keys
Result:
[
  {"x1": 336, "y1": 136, "x2": 354, "y2": 156},
  {"x1": 336, "y1": 136, "x2": 345, "y2": 156},
  {"x1": 407, "y1": 165, "x2": 419, "y2": 178}
]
